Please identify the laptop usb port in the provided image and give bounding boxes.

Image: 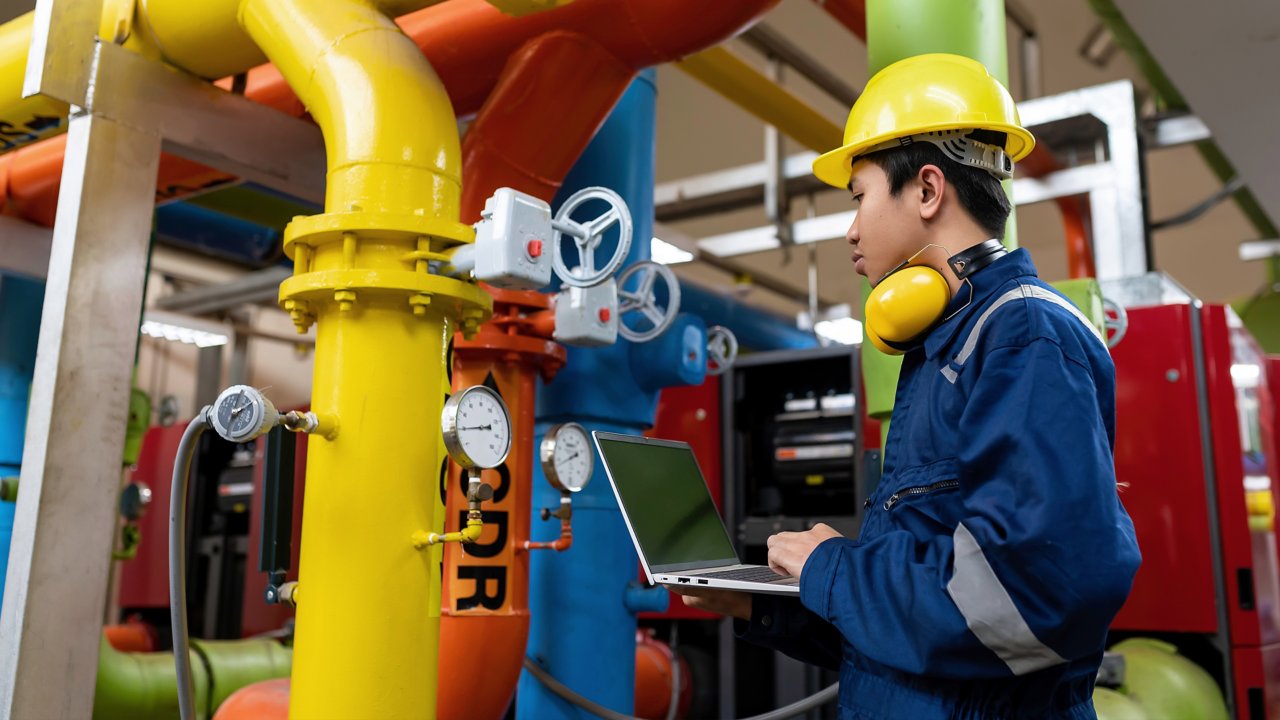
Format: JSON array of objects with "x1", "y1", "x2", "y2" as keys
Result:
[
  {"x1": 678, "y1": 577, "x2": 690, "y2": 584},
  {"x1": 697, "y1": 579, "x2": 708, "y2": 585}
]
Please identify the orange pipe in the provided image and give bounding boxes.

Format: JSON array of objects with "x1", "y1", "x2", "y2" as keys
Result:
[
  {"x1": 213, "y1": 677, "x2": 291, "y2": 720},
  {"x1": 103, "y1": 620, "x2": 157, "y2": 654},
  {"x1": 1020, "y1": 143, "x2": 1097, "y2": 278},
  {"x1": 459, "y1": 30, "x2": 634, "y2": 219},
  {"x1": 521, "y1": 516, "x2": 572, "y2": 551},
  {"x1": 0, "y1": 0, "x2": 780, "y2": 229},
  {"x1": 440, "y1": 290, "x2": 565, "y2": 720}
]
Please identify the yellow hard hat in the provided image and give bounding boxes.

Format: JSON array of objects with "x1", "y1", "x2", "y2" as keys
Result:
[{"x1": 812, "y1": 53, "x2": 1035, "y2": 189}]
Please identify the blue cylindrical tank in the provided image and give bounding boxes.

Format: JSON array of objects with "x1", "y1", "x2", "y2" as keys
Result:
[
  {"x1": 519, "y1": 70, "x2": 679, "y2": 718},
  {"x1": 0, "y1": 273, "x2": 45, "y2": 611}
]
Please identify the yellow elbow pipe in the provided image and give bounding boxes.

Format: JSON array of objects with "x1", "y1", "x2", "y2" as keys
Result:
[
  {"x1": 414, "y1": 513, "x2": 485, "y2": 548},
  {"x1": 676, "y1": 45, "x2": 843, "y2": 154},
  {"x1": 238, "y1": 0, "x2": 461, "y2": 223}
]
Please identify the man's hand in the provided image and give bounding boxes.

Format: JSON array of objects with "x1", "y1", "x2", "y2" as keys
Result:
[
  {"x1": 767, "y1": 523, "x2": 843, "y2": 578},
  {"x1": 669, "y1": 586, "x2": 752, "y2": 621}
]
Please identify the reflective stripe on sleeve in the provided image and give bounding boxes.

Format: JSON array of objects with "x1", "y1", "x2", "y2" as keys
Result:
[{"x1": 946, "y1": 522, "x2": 1067, "y2": 675}]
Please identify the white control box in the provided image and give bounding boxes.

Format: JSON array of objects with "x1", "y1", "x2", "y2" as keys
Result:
[
  {"x1": 472, "y1": 188, "x2": 553, "y2": 290},
  {"x1": 553, "y1": 279, "x2": 618, "y2": 347}
]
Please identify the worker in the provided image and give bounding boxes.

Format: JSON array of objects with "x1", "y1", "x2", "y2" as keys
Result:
[{"x1": 675, "y1": 53, "x2": 1141, "y2": 719}]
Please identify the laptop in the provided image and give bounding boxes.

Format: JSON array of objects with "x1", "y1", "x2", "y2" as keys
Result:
[{"x1": 594, "y1": 431, "x2": 800, "y2": 595}]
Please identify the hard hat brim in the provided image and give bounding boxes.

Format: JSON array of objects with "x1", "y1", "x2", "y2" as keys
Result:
[{"x1": 812, "y1": 122, "x2": 1037, "y2": 189}]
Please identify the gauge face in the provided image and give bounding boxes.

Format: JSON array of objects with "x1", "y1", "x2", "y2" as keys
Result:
[
  {"x1": 542, "y1": 423, "x2": 593, "y2": 492},
  {"x1": 443, "y1": 386, "x2": 511, "y2": 470},
  {"x1": 212, "y1": 385, "x2": 268, "y2": 442}
]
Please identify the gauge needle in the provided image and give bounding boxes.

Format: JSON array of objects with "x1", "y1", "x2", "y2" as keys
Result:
[
  {"x1": 229, "y1": 390, "x2": 248, "y2": 418},
  {"x1": 461, "y1": 424, "x2": 492, "y2": 431}
]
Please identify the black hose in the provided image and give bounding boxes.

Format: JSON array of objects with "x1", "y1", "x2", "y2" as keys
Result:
[
  {"x1": 169, "y1": 408, "x2": 211, "y2": 720},
  {"x1": 522, "y1": 656, "x2": 838, "y2": 720},
  {"x1": 1151, "y1": 176, "x2": 1245, "y2": 230}
]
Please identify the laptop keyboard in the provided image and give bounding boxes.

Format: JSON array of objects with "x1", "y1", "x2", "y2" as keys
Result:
[{"x1": 700, "y1": 566, "x2": 794, "y2": 583}]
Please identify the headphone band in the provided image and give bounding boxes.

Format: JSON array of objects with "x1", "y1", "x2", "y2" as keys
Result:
[{"x1": 947, "y1": 239, "x2": 1007, "y2": 280}]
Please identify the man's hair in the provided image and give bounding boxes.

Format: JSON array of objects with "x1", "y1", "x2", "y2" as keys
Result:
[{"x1": 860, "y1": 143, "x2": 1012, "y2": 239}]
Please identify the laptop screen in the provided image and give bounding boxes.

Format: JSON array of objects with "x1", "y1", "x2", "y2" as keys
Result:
[{"x1": 597, "y1": 434, "x2": 737, "y2": 571}]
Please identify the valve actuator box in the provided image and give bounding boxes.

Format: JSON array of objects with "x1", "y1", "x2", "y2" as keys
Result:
[
  {"x1": 472, "y1": 188, "x2": 554, "y2": 290},
  {"x1": 554, "y1": 279, "x2": 618, "y2": 347}
]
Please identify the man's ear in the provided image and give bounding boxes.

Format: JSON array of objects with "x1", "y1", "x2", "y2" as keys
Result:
[{"x1": 918, "y1": 164, "x2": 945, "y2": 221}]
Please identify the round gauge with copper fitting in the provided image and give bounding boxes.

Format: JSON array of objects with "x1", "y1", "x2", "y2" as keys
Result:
[{"x1": 539, "y1": 422, "x2": 593, "y2": 493}]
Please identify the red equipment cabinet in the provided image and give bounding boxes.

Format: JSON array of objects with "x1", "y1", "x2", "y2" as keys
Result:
[
  {"x1": 1108, "y1": 274, "x2": 1280, "y2": 717},
  {"x1": 117, "y1": 422, "x2": 306, "y2": 638},
  {"x1": 118, "y1": 425, "x2": 187, "y2": 609}
]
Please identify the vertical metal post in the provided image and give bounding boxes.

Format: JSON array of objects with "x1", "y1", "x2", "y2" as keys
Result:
[
  {"x1": 0, "y1": 111, "x2": 161, "y2": 719},
  {"x1": 228, "y1": 312, "x2": 252, "y2": 385},
  {"x1": 763, "y1": 58, "x2": 792, "y2": 262},
  {"x1": 195, "y1": 345, "x2": 224, "y2": 409}
]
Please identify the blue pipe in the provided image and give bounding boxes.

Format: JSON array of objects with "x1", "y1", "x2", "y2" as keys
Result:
[
  {"x1": 0, "y1": 273, "x2": 45, "y2": 612},
  {"x1": 154, "y1": 203, "x2": 282, "y2": 267},
  {"x1": 679, "y1": 280, "x2": 819, "y2": 351},
  {"x1": 520, "y1": 70, "x2": 694, "y2": 719}
]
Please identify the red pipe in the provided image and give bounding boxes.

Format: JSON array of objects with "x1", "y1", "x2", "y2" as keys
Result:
[
  {"x1": 813, "y1": 0, "x2": 867, "y2": 41},
  {"x1": 458, "y1": 30, "x2": 634, "y2": 219}
]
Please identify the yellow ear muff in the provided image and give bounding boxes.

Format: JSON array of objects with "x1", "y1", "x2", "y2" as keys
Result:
[
  {"x1": 864, "y1": 323, "x2": 899, "y2": 355},
  {"x1": 864, "y1": 265, "x2": 951, "y2": 355}
]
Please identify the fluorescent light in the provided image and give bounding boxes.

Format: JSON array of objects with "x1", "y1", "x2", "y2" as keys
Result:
[
  {"x1": 815, "y1": 317, "x2": 863, "y2": 345},
  {"x1": 140, "y1": 310, "x2": 229, "y2": 348},
  {"x1": 651, "y1": 237, "x2": 694, "y2": 265}
]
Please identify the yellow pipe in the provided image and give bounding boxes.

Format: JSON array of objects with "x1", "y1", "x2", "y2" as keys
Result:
[
  {"x1": 676, "y1": 45, "x2": 843, "y2": 154},
  {"x1": 224, "y1": 1, "x2": 491, "y2": 717},
  {"x1": 237, "y1": 0, "x2": 461, "y2": 221}
]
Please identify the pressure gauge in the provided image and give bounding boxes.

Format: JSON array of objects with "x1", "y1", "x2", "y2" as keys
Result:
[
  {"x1": 210, "y1": 385, "x2": 278, "y2": 443},
  {"x1": 442, "y1": 385, "x2": 512, "y2": 470},
  {"x1": 539, "y1": 423, "x2": 593, "y2": 493}
]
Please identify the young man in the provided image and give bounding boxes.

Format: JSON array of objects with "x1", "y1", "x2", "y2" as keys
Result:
[{"x1": 675, "y1": 54, "x2": 1140, "y2": 719}]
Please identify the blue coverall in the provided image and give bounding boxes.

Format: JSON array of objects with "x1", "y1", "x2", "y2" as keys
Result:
[{"x1": 738, "y1": 249, "x2": 1141, "y2": 719}]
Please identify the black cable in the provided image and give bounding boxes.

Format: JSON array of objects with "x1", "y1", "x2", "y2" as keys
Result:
[
  {"x1": 1151, "y1": 176, "x2": 1245, "y2": 231},
  {"x1": 522, "y1": 656, "x2": 838, "y2": 720}
]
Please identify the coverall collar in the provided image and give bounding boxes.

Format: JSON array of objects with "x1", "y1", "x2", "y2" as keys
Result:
[{"x1": 923, "y1": 247, "x2": 1038, "y2": 360}]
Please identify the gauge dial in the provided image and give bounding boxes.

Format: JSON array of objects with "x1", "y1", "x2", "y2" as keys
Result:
[
  {"x1": 442, "y1": 386, "x2": 512, "y2": 470},
  {"x1": 540, "y1": 423, "x2": 593, "y2": 493},
  {"x1": 210, "y1": 385, "x2": 277, "y2": 443}
]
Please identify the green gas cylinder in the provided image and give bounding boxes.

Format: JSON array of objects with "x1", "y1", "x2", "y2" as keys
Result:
[{"x1": 1110, "y1": 638, "x2": 1228, "y2": 720}]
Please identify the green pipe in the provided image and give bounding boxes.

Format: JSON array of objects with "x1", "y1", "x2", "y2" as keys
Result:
[
  {"x1": 93, "y1": 636, "x2": 291, "y2": 720},
  {"x1": 862, "y1": 0, "x2": 1013, "y2": 446}
]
